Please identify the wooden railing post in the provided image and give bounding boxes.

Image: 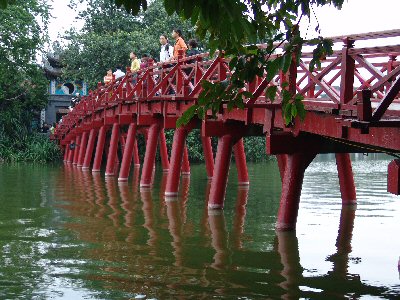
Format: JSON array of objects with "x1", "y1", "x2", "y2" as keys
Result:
[{"x1": 340, "y1": 37, "x2": 355, "y2": 105}]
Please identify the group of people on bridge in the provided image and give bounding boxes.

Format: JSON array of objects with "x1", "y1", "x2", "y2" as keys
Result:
[{"x1": 103, "y1": 28, "x2": 200, "y2": 84}]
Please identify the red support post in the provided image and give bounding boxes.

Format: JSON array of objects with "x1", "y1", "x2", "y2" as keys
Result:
[
  {"x1": 82, "y1": 128, "x2": 97, "y2": 170},
  {"x1": 105, "y1": 123, "x2": 120, "y2": 176},
  {"x1": 63, "y1": 145, "x2": 69, "y2": 162},
  {"x1": 72, "y1": 135, "x2": 81, "y2": 165},
  {"x1": 140, "y1": 123, "x2": 161, "y2": 188},
  {"x1": 276, "y1": 154, "x2": 288, "y2": 183},
  {"x1": 165, "y1": 127, "x2": 187, "y2": 196},
  {"x1": 208, "y1": 134, "x2": 234, "y2": 209},
  {"x1": 181, "y1": 145, "x2": 190, "y2": 175},
  {"x1": 92, "y1": 126, "x2": 107, "y2": 172},
  {"x1": 276, "y1": 153, "x2": 316, "y2": 231},
  {"x1": 233, "y1": 138, "x2": 249, "y2": 185},
  {"x1": 340, "y1": 38, "x2": 355, "y2": 105},
  {"x1": 159, "y1": 129, "x2": 169, "y2": 172},
  {"x1": 77, "y1": 131, "x2": 88, "y2": 167},
  {"x1": 118, "y1": 123, "x2": 137, "y2": 181},
  {"x1": 67, "y1": 141, "x2": 74, "y2": 163},
  {"x1": 335, "y1": 153, "x2": 357, "y2": 205},
  {"x1": 133, "y1": 138, "x2": 140, "y2": 167},
  {"x1": 201, "y1": 136, "x2": 214, "y2": 179}
]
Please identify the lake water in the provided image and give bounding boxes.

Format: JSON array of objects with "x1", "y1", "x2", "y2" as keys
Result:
[{"x1": 0, "y1": 154, "x2": 399, "y2": 299}]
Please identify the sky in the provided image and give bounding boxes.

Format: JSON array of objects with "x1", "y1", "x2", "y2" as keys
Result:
[
  {"x1": 48, "y1": 0, "x2": 84, "y2": 44},
  {"x1": 48, "y1": 0, "x2": 400, "y2": 45}
]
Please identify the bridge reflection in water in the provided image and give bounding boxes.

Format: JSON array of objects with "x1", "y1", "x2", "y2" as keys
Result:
[{"x1": 55, "y1": 161, "x2": 398, "y2": 299}]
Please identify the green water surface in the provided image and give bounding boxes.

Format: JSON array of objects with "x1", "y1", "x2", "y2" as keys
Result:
[{"x1": 0, "y1": 154, "x2": 399, "y2": 299}]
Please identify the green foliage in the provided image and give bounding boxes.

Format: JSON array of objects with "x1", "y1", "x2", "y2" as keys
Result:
[
  {"x1": 0, "y1": 0, "x2": 49, "y2": 110},
  {"x1": 62, "y1": 0, "x2": 196, "y2": 89},
  {"x1": 242, "y1": 136, "x2": 268, "y2": 162},
  {"x1": 0, "y1": 0, "x2": 52, "y2": 160},
  {"x1": 0, "y1": 0, "x2": 14, "y2": 9},
  {"x1": 0, "y1": 133, "x2": 61, "y2": 162},
  {"x1": 156, "y1": 129, "x2": 268, "y2": 163}
]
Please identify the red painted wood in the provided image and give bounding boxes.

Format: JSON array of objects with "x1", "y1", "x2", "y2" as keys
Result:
[
  {"x1": 82, "y1": 128, "x2": 97, "y2": 170},
  {"x1": 276, "y1": 153, "x2": 316, "y2": 231},
  {"x1": 140, "y1": 122, "x2": 161, "y2": 188},
  {"x1": 201, "y1": 136, "x2": 214, "y2": 179},
  {"x1": 92, "y1": 126, "x2": 107, "y2": 172},
  {"x1": 165, "y1": 127, "x2": 187, "y2": 196},
  {"x1": 335, "y1": 153, "x2": 357, "y2": 205},
  {"x1": 118, "y1": 123, "x2": 137, "y2": 181},
  {"x1": 77, "y1": 131, "x2": 88, "y2": 167},
  {"x1": 105, "y1": 123, "x2": 120, "y2": 176},
  {"x1": 233, "y1": 138, "x2": 249, "y2": 185},
  {"x1": 72, "y1": 135, "x2": 81, "y2": 165},
  {"x1": 181, "y1": 145, "x2": 190, "y2": 175},
  {"x1": 159, "y1": 129, "x2": 169, "y2": 172},
  {"x1": 208, "y1": 134, "x2": 234, "y2": 209}
]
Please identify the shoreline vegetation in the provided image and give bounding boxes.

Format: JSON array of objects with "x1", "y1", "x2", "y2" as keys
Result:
[
  {"x1": 0, "y1": 134, "x2": 62, "y2": 163},
  {"x1": 0, "y1": 131, "x2": 270, "y2": 164}
]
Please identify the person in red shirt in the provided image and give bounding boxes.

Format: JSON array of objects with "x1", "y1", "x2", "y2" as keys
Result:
[{"x1": 171, "y1": 28, "x2": 188, "y2": 60}]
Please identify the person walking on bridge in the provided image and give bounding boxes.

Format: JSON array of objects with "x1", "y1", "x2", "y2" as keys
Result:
[
  {"x1": 159, "y1": 34, "x2": 174, "y2": 63},
  {"x1": 113, "y1": 65, "x2": 125, "y2": 79},
  {"x1": 171, "y1": 28, "x2": 187, "y2": 60},
  {"x1": 103, "y1": 69, "x2": 113, "y2": 84},
  {"x1": 130, "y1": 52, "x2": 140, "y2": 73}
]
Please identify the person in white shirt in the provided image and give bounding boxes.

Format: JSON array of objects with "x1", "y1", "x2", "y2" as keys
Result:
[
  {"x1": 113, "y1": 65, "x2": 125, "y2": 79},
  {"x1": 159, "y1": 34, "x2": 174, "y2": 63}
]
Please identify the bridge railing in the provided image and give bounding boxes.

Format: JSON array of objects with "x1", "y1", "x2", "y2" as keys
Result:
[{"x1": 54, "y1": 29, "x2": 400, "y2": 140}]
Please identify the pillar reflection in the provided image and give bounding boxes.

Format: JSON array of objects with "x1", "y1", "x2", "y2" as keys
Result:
[
  {"x1": 231, "y1": 186, "x2": 249, "y2": 250},
  {"x1": 275, "y1": 231, "x2": 303, "y2": 299},
  {"x1": 327, "y1": 204, "x2": 356, "y2": 279},
  {"x1": 105, "y1": 177, "x2": 122, "y2": 227},
  {"x1": 166, "y1": 197, "x2": 184, "y2": 267},
  {"x1": 140, "y1": 189, "x2": 158, "y2": 250},
  {"x1": 208, "y1": 209, "x2": 230, "y2": 270}
]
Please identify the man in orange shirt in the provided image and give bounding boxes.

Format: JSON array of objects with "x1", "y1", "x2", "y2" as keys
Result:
[{"x1": 171, "y1": 28, "x2": 187, "y2": 60}]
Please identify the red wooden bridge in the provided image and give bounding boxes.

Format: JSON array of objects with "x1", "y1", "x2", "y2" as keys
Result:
[{"x1": 53, "y1": 29, "x2": 400, "y2": 231}]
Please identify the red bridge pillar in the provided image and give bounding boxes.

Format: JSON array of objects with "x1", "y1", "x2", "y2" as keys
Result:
[
  {"x1": 335, "y1": 153, "x2": 357, "y2": 205},
  {"x1": 201, "y1": 136, "x2": 214, "y2": 179},
  {"x1": 165, "y1": 127, "x2": 187, "y2": 196},
  {"x1": 277, "y1": 155, "x2": 288, "y2": 183},
  {"x1": 181, "y1": 145, "x2": 190, "y2": 175},
  {"x1": 208, "y1": 134, "x2": 235, "y2": 209},
  {"x1": 77, "y1": 131, "x2": 88, "y2": 167},
  {"x1": 133, "y1": 137, "x2": 140, "y2": 167},
  {"x1": 159, "y1": 129, "x2": 169, "y2": 172},
  {"x1": 276, "y1": 153, "x2": 316, "y2": 231},
  {"x1": 82, "y1": 128, "x2": 98, "y2": 170},
  {"x1": 92, "y1": 126, "x2": 107, "y2": 172},
  {"x1": 233, "y1": 138, "x2": 249, "y2": 186},
  {"x1": 63, "y1": 146, "x2": 69, "y2": 162},
  {"x1": 72, "y1": 135, "x2": 81, "y2": 165},
  {"x1": 67, "y1": 141, "x2": 74, "y2": 163},
  {"x1": 105, "y1": 123, "x2": 120, "y2": 176},
  {"x1": 140, "y1": 122, "x2": 161, "y2": 188},
  {"x1": 118, "y1": 123, "x2": 137, "y2": 181}
]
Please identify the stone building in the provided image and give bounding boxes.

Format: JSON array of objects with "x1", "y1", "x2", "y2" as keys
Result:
[{"x1": 42, "y1": 53, "x2": 87, "y2": 126}]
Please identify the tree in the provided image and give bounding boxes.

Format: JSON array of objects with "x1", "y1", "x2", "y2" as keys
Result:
[
  {"x1": 62, "y1": 0, "x2": 196, "y2": 89},
  {"x1": 0, "y1": 0, "x2": 50, "y2": 138},
  {"x1": 113, "y1": 0, "x2": 344, "y2": 125}
]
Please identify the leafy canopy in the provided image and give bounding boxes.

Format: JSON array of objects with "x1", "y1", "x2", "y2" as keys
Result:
[
  {"x1": 0, "y1": 0, "x2": 50, "y2": 138},
  {"x1": 62, "y1": 0, "x2": 195, "y2": 89}
]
